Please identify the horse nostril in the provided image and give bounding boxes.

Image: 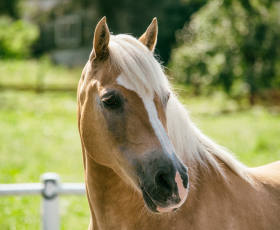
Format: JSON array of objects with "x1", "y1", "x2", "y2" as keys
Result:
[{"x1": 155, "y1": 171, "x2": 174, "y2": 192}]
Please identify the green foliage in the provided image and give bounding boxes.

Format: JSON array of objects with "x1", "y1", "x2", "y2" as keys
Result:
[
  {"x1": 169, "y1": 0, "x2": 280, "y2": 102},
  {"x1": 0, "y1": 17, "x2": 39, "y2": 59}
]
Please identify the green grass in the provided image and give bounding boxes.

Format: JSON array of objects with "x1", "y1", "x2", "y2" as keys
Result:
[
  {"x1": 195, "y1": 109, "x2": 280, "y2": 166},
  {"x1": 0, "y1": 60, "x2": 280, "y2": 229},
  {"x1": 0, "y1": 59, "x2": 82, "y2": 89},
  {"x1": 0, "y1": 91, "x2": 89, "y2": 230}
]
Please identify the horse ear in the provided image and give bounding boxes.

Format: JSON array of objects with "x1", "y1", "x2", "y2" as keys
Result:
[
  {"x1": 138, "y1": 18, "x2": 158, "y2": 52},
  {"x1": 90, "y1": 17, "x2": 110, "y2": 62}
]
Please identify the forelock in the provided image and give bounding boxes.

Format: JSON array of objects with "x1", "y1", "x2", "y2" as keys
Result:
[{"x1": 108, "y1": 34, "x2": 169, "y2": 99}]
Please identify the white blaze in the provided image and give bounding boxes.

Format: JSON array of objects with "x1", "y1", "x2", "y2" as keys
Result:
[{"x1": 117, "y1": 74, "x2": 173, "y2": 155}]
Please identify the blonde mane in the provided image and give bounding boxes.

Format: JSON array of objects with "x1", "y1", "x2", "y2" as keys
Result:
[{"x1": 108, "y1": 34, "x2": 251, "y2": 183}]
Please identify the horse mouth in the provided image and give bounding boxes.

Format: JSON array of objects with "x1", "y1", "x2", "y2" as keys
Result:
[{"x1": 140, "y1": 187, "x2": 177, "y2": 214}]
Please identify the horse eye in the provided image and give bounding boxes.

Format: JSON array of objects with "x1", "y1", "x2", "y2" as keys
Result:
[{"x1": 102, "y1": 95, "x2": 116, "y2": 106}]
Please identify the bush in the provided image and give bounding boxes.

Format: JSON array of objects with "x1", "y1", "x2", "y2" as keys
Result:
[
  {"x1": 169, "y1": 0, "x2": 280, "y2": 104},
  {"x1": 0, "y1": 17, "x2": 39, "y2": 59}
]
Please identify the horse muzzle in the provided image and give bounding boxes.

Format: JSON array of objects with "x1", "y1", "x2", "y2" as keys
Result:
[{"x1": 138, "y1": 155, "x2": 189, "y2": 214}]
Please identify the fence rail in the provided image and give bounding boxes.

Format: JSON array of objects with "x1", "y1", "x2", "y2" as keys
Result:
[
  {"x1": 0, "y1": 172, "x2": 86, "y2": 230},
  {"x1": 0, "y1": 84, "x2": 77, "y2": 92}
]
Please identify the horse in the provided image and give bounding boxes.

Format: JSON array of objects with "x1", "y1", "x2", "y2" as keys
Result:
[{"x1": 77, "y1": 17, "x2": 280, "y2": 230}]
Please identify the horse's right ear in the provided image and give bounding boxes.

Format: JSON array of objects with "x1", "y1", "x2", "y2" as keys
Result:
[
  {"x1": 138, "y1": 18, "x2": 158, "y2": 52},
  {"x1": 90, "y1": 17, "x2": 110, "y2": 62}
]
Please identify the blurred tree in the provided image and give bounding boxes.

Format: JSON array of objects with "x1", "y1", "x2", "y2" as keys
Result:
[
  {"x1": 0, "y1": 17, "x2": 39, "y2": 59},
  {"x1": 169, "y1": 0, "x2": 280, "y2": 104},
  {"x1": 69, "y1": 0, "x2": 207, "y2": 63},
  {"x1": 0, "y1": 0, "x2": 20, "y2": 19}
]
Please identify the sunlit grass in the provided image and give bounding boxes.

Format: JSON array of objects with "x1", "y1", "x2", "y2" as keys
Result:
[
  {"x1": 0, "y1": 61, "x2": 279, "y2": 229},
  {"x1": 0, "y1": 91, "x2": 89, "y2": 230},
  {"x1": 194, "y1": 108, "x2": 280, "y2": 167},
  {"x1": 0, "y1": 59, "x2": 82, "y2": 89}
]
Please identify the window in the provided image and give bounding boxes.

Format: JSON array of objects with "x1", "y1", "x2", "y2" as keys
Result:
[{"x1": 54, "y1": 15, "x2": 82, "y2": 48}]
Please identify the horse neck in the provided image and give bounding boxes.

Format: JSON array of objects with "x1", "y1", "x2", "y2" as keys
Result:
[
  {"x1": 182, "y1": 158, "x2": 262, "y2": 224},
  {"x1": 84, "y1": 150, "x2": 271, "y2": 229},
  {"x1": 187, "y1": 158, "x2": 253, "y2": 201},
  {"x1": 84, "y1": 153, "x2": 145, "y2": 229}
]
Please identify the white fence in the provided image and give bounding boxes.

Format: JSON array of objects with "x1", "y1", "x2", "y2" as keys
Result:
[{"x1": 0, "y1": 172, "x2": 86, "y2": 230}]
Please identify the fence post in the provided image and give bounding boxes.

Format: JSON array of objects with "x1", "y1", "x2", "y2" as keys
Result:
[{"x1": 41, "y1": 173, "x2": 61, "y2": 230}]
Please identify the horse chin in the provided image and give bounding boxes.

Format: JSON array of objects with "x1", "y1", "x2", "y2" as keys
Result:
[{"x1": 140, "y1": 187, "x2": 177, "y2": 214}]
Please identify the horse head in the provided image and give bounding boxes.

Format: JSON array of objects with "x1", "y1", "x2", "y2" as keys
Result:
[{"x1": 78, "y1": 17, "x2": 189, "y2": 214}]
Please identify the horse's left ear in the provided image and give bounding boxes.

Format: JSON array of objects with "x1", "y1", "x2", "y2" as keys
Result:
[
  {"x1": 138, "y1": 18, "x2": 158, "y2": 52},
  {"x1": 90, "y1": 16, "x2": 110, "y2": 62}
]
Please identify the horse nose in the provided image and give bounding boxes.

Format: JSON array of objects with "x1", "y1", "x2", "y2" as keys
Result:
[
  {"x1": 154, "y1": 164, "x2": 189, "y2": 194},
  {"x1": 155, "y1": 170, "x2": 177, "y2": 193}
]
